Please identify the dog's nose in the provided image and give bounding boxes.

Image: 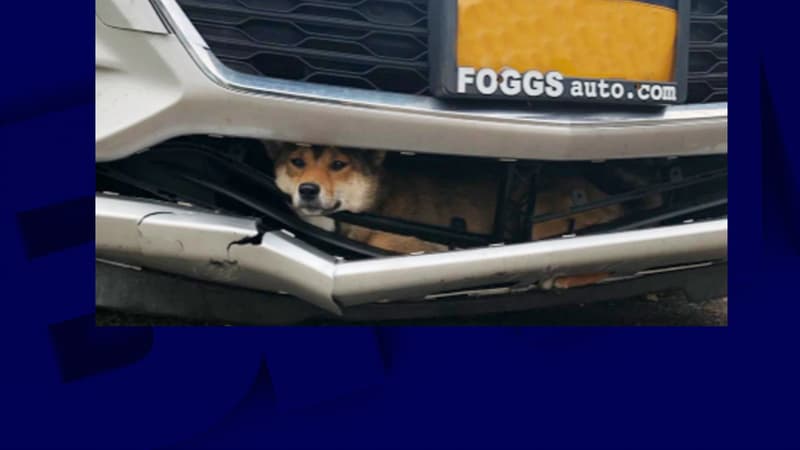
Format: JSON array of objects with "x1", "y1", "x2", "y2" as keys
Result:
[{"x1": 298, "y1": 183, "x2": 320, "y2": 200}]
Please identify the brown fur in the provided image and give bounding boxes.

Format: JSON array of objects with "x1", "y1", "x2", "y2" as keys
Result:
[
  {"x1": 269, "y1": 143, "x2": 384, "y2": 216},
  {"x1": 267, "y1": 143, "x2": 628, "y2": 288}
]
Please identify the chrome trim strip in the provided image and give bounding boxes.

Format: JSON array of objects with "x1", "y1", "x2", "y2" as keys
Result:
[
  {"x1": 96, "y1": 195, "x2": 727, "y2": 314},
  {"x1": 150, "y1": 0, "x2": 728, "y2": 131},
  {"x1": 332, "y1": 219, "x2": 727, "y2": 306}
]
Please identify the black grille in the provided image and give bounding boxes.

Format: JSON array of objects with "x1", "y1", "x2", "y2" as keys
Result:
[
  {"x1": 687, "y1": 0, "x2": 727, "y2": 103},
  {"x1": 177, "y1": 0, "x2": 430, "y2": 95},
  {"x1": 179, "y1": 0, "x2": 727, "y2": 103}
]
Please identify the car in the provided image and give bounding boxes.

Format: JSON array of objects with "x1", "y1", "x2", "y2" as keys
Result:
[{"x1": 95, "y1": 0, "x2": 728, "y2": 324}]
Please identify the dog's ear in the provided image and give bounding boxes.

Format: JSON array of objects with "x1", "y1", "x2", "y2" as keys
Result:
[
  {"x1": 368, "y1": 150, "x2": 387, "y2": 166},
  {"x1": 263, "y1": 140, "x2": 287, "y2": 161}
]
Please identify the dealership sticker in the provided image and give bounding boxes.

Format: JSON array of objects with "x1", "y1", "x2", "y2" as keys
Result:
[{"x1": 456, "y1": 67, "x2": 678, "y2": 103}]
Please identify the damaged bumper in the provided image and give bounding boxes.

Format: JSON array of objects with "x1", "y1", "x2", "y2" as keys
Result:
[{"x1": 96, "y1": 195, "x2": 728, "y2": 315}]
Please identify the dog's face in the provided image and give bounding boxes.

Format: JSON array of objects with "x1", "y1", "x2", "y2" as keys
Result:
[{"x1": 267, "y1": 143, "x2": 386, "y2": 216}]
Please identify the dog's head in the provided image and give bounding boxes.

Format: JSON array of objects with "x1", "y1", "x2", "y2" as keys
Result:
[{"x1": 266, "y1": 142, "x2": 386, "y2": 216}]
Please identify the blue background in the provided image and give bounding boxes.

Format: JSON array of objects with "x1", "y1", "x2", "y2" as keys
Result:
[{"x1": 1, "y1": 2, "x2": 795, "y2": 449}]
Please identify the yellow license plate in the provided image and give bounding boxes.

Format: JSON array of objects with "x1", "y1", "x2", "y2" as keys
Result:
[{"x1": 430, "y1": 0, "x2": 688, "y2": 105}]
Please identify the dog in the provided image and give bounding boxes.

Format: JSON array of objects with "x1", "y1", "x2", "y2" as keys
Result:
[{"x1": 267, "y1": 142, "x2": 633, "y2": 288}]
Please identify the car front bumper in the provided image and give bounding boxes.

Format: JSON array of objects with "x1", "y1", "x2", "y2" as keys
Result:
[{"x1": 96, "y1": 195, "x2": 727, "y2": 315}]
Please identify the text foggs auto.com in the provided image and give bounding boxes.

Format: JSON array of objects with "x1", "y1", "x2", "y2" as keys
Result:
[{"x1": 456, "y1": 67, "x2": 678, "y2": 103}]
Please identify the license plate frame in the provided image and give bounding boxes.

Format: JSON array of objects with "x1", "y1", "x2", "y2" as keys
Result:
[{"x1": 430, "y1": 0, "x2": 690, "y2": 105}]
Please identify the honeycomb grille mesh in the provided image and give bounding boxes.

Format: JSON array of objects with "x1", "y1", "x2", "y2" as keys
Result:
[
  {"x1": 177, "y1": 0, "x2": 431, "y2": 94},
  {"x1": 178, "y1": 0, "x2": 727, "y2": 103},
  {"x1": 687, "y1": 0, "x2": 727, "y2": 103}
]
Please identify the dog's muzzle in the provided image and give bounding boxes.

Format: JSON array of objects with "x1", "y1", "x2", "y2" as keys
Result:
[
  {"x1": 298, "y1": 182, "x2": 320, "y2": 201},
  {"x1": 297, "y1": 201, "x2": 341, "y2": 217},
  {"x1": 295, "y1": 183, "x2": 342, "y2": 215}
]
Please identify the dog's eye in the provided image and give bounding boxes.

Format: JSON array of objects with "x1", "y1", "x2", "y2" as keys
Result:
[
  {"x1": 290, "y1": 158, "x2": 305, "y2": 168},
  {"x1": 330, "y1": 160, "x2": 348, "y2": 171}
]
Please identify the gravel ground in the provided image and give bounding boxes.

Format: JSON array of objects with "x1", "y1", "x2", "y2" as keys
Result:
[{"x1": 96, "y1": 294, "x2": 727, "y2": 326}]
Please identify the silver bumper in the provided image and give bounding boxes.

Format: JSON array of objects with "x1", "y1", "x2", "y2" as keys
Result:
[
  {"x1": 96, "y1": 195, "x2": 728, "y2": 315},
  {"x1": 96, "y1": 0, "x2": 727, "y2": 162}
]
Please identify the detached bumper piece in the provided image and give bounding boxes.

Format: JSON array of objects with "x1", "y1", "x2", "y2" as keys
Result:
[{"x1": 96, "y1": 195, "x2": 726, "y2": 315}]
